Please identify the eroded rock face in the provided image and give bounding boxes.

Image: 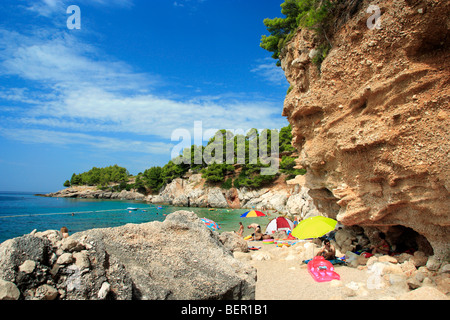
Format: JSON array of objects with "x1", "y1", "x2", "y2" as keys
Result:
[{"x1": 281, "y1": 0, "x2": 449, "y2": 258}]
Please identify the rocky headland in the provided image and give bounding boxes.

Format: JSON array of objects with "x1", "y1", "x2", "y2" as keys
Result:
[{"x1": 44, "y1": 173, "x2": 321, "y2": 220}]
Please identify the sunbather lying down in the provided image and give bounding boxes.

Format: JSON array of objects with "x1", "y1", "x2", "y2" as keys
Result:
[{"x1": 253, "y1": 232, "x2": 273, "y2": 241}]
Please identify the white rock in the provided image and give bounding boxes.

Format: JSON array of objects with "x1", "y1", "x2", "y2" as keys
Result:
[
  {"x1": 345, "y1": 281, "x2": 360, "y2": 291},
  {"x1": 0, "y1": 279, "x2": 20, "y2": 300},
  {"x1": 36, "y1": 284, "x2": 58, "y2": 300},
  {"x1": 426, "y1": 256, "x2": 441, "y2": 271},
  {"x1": 57, "y1": 252, "x2": 73, "y2": 265},
  {"x1": 98, "y1": 282, "x2": 111, "y2": 300},
  {"x1": 329, "y1": 279, "x2": 343, "y2": 288},
  {"x1": 19, "y1": 260, "x2": 36, "y2": 274},
  {"x1": 251, "y1": 251, "x2": 272, "y2": 261},
  {"x1": 73, "y1": 251, "x2": 90, "y2": 270}
]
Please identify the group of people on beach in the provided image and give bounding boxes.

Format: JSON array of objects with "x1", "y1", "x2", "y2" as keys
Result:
[
  {"x1": 236, "y1": 222, "x2": 274, "y2": 241},
  {"x1": 315, "y1": 231, "x2": 390, "y2": 260},
  {"x1": 236, "y1": 218, "x2": 391, "y2": 262}
]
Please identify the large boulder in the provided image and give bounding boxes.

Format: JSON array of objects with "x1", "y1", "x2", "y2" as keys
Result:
[
  {"x1": 207, "y1": 188, "x2": 228, "y2": 208},
  {"x1": 0, "y1": 211, "x2": 256, "y2": 300},
  {"x1": 0, "y1": 235, "x2": 51, "y2": 282},
  {"x1": 72, "y1": 211, "x2": 255, "y2": 300},
  {"x1": 219, "y1": 232, "x2": 249, "y2": 253}
]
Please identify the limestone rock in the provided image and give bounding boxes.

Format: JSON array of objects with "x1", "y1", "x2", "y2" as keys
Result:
[
  {"x1": 0, "y1": 235, "x2": 51, "y2": 282},
  {"x1": 426, "y1": 256, "x2": 442, "y2": 271},
  {"x1": 57, "y1": 253, "x2": 73, "y2": 265},
  {"x1": 73, "y1": 251, "x2": 90, "y2": 270},
  {"x1": 97, "y1": 282, "x2": 111, "y2": 300},
  {"x1": 71, "y1": 211, "x2": 256, "y2": 300},
  {"x1": 19, "y1": 260, "x2": 36, "y2": 274},
  {"x1": 398, "y1": 287, "x2": 449, "y2": 300},
  {"x1": 36, "y1": 284, "x2": 58, "y2": 300},
  {"x1": 207, "y1": 188, "x2": 228, "y2": 208},
  {"x1": 0, "y1": 212, "x2": 255, "y2": 300},
  {"x1": 280, "y1": 0, "x2": 450, "y2": 259},
  {"x1": 0, "y1": 279, "x2": 20, "y2": 300},
  {"x1": 219, "y1": 232, "x2": 249, "y2": 253}
]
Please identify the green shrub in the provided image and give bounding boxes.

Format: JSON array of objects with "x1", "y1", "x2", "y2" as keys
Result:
[
  {"x1": 221, "y1": 178, "x2": 233, "y2": 190},
  {"x1": 261, "y1": 0, "x2": 335, "y2": 68}
]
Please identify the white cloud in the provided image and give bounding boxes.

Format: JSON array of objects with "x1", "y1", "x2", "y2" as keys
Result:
[
  {"x1": 26, "y1": 0, "x2": 133, "y2": 17},
  {"x1": 173, "y1": 0, "x2": 207, "y2": 9},
  {"x1": 251, "y1": 58, "x2": 288, "y2": 86},
  {"x1": 0, "y1": 30, "x2": 152, "y2": 91},
  {"x1": 0, "y1": 127, "x2": 173, "y2": 155},
  {"x1": 0, "y1": 26, "x2": 286, "y2": 155}
]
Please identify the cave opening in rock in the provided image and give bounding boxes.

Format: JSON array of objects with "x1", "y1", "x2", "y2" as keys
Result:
[{"x1": 385, "y1": 225, "x2": 434, "y2": 256}]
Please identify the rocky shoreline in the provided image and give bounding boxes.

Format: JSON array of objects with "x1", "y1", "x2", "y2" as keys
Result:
[
  {"x1": 42, "y1": 174, "x2": 321, "y2": 219},
  {"x1": 0, "y1": 211, "x2": 256, "y2": 300},
  {"x1": 0, "y1": 210, "x2": 448, "y2": 300}
]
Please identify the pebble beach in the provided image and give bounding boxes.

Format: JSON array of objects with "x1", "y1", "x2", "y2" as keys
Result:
[{"x1": 236, "y1": 240, "x2": 449, "y2": 300}]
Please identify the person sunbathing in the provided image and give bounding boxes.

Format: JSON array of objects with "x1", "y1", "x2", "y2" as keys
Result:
[
  {"x1": 370, "y1": 232, "x2": 390, "y2": 255},
  {"x1": 316, "y1": 239, "x2": 336, "y2": 260},
  {"x1": 253, "y1": 231, "x2": 273, "y2": 241}
]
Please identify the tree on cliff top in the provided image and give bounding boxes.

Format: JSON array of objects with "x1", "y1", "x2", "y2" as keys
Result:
[
  {"x1": 261, "y1": 0, "x2": 335, "y2": 67},
  {"x1": 69, "y1": 165, "x2": 129, "y2": 187}
]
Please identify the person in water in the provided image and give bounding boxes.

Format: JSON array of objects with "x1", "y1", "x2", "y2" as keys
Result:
[{"x1": 236, "y1": 222, "x2": 244, "y2": 237}]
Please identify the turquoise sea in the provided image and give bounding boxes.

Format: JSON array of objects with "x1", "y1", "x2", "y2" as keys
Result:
[{"x1": 0, "y1": 191, "x2": 273, "y2": 244}]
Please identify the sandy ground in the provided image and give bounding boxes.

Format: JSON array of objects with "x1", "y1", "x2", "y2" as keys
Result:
[{"x1": 242, "y1": 240, "x2": 390, "y2": 300}]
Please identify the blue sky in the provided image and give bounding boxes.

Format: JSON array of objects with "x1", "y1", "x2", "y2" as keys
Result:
[{"x1": 0, "y1": 0, "x2": 289, "y2": 192}]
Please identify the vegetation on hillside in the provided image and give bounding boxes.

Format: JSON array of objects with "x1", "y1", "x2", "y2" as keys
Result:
[
  {"x1": 260, "y1": 0, "x2": 336, "y2": 69},
  {"x1": 63, "y1": 125, "x2": 306, "y2": 193},
  {"x1": 69, "y1": 165, "x2": 129, "y2": 187}
]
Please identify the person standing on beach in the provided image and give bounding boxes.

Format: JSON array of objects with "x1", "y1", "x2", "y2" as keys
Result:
[
  {"x1": 247, "y1": 223, "x2": 260, "y2": 231},
  {"x1": 237, "y1": 222, "x2": 244, "y2": 237},
  {"x1": 248, "y1": 223, "x2": 261, "y2": 239}
]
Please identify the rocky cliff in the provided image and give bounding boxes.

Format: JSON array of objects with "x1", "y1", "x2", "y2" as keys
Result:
[
  {"x1": 148, "y1": 173, "x2": 320, "y2": 218},
  {"x1": 48, "y1": 174, "x2": 321, "y2": 219},
  {"x1": 281, "y1": 0, "x2": 449, "y2": 258}
]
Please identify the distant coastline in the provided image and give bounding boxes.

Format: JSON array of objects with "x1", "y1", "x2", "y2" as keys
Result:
[
  {"x1": 0, "y1": 191, "x2": 50, "y2": 195},
  {"x1": 43, "y1": 174, "x2": 320, "y2": 219}
]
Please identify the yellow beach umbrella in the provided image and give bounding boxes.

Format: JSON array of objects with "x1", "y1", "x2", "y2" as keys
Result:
[{"x1": 291, "y1": 216, "x2": 337, "y2": 240}]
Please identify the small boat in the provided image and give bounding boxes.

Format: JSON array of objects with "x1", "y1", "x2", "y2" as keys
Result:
[{"x1": 127, "y1": 207, "x2": 138, "y2": 211}]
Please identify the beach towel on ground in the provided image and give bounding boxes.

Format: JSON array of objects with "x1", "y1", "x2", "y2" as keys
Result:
[{"x1": 303, "y1": 258, "x2": 346, "y2": 265}]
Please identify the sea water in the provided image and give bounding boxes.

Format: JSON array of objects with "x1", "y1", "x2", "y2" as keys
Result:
[{"x1": 0, "y1": 191, "x2": 273, "y2": 243}]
